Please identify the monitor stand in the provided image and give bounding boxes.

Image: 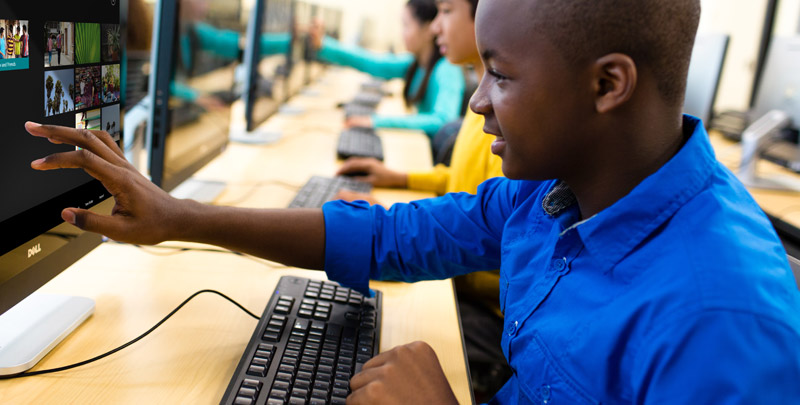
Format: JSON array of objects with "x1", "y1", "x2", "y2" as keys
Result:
[
  {"x1": 0, "y1": 294, "x2": 94, "y2": 376},
  {"x1": 169, "y1": 178, "x2": 228, "y2": 204}
]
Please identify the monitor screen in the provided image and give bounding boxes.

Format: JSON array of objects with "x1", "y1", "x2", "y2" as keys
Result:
[
  {"x1": 0, "y1": 1, "x2": 123, "y2": 315},
  {"x1": 243, "y1": 0, "x2": 292, "y2": 132},
  {"x1": 751, "y1": 35, "x2": 800, "y2": 129},
  {"x1": 684, "y1": 33, "x2": 729, "y2": 125},
  {"x1": 148, "y1": 0, "x2": 244, "y2": 191}
]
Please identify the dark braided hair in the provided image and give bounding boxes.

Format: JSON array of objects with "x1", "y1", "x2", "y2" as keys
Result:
[{"x1": 402, "y1": 0, "x2": 442, "y2": 107}]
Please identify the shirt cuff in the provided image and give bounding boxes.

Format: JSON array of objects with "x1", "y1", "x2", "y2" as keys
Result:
[{"x1": 322, "y1": 199, "x2": 374, "y2": 296}]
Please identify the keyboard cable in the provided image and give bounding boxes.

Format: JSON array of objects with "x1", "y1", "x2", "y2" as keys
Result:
[{"x1": 0, "y1": 290, "x2": 260, "y2": 380}]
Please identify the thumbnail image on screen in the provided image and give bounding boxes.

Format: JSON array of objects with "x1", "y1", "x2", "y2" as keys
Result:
[
  {"x1": 44, "y1": 22, "x2": 74, "y2": 67},
  {"x1": 102, "y1": 64, "x2": 120, "y2": 103},
  {"x1": 75, "y1": 22, "x2": 100, "y2": 65},
  {"x1": 0, "y1": 19, "x2": 29, "y2": 72},
  {"x1": 102, "y1": 104, "x2": 120, "y2": 141},
  {"x1": 44, "y1": 68, "x2": 75, "y2": 117},
  {"x1": 75, "y1": 66, "x2": 101, "y2": 109},
  {"x1": 101, "y1": 24, "x2": 120, "y2": 63},
  {"x1": 76, "y1": 108, "x2": 101, "y2": 131}
]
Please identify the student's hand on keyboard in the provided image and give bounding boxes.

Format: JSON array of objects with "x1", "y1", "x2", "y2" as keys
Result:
[
  {"x1": 337, "y1": 157, "x2": 408, "y2": 188},
  {"x1": 334, "y1": 190, "x2": 381, "y2": 206},
  {"x1": 345, "y1": 115, "x2": 373, "y2": 129},
  {"x1": 26, "y1": 122, "x2": 186, "y2": 245},
  {"x1": 347, "y1": 341, "x2": 458, "y2": 405}
]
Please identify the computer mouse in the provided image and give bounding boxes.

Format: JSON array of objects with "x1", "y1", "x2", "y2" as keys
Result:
[{"x1": 341, "y1": 171, "x2": 370, "y2": 178}]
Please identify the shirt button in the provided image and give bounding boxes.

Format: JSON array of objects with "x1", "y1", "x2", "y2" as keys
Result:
[
  {"x1": 552, "y1": 257, "x2": 567, "y2": 272},
  {"x1": 506, "y1": 320, "x2": 518, "y2": 337},
  {"x1": 541, "y1": 384, "x2": 551, "y2": 403}
]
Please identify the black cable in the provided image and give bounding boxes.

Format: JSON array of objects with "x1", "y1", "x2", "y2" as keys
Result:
[{"x1": 0, "y1": 290, "x2": 260, "y2": 380}]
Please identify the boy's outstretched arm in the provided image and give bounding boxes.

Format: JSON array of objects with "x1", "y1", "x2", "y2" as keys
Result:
[{"x1": 25, "y1": 122, "x2": 326, "y2": 270}]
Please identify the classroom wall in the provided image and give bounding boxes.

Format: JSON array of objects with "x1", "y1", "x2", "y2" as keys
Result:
[{"x1": 305, "y1": 0, "x2": 406, "y2": 52}]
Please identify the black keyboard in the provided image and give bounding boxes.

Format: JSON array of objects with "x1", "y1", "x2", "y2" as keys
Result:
[
  {"x1": 288, "y1": 176, "x2": 372, "y2": 208},
  {"x1": 220, "y1": 276, "x2": 382, "y2": 405},
  {"x1": 337, "y1": 129, "x2": 384, "y2": 161},
  {"x1": 351, "y1": 92, "x2": 382, "y2": 109},
  {"x1": 343, "y1": 103, "x2": 375, "y2": 119}
]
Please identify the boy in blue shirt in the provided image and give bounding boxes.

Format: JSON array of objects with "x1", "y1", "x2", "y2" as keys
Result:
[{"x1": 26, "y1": 0, "x2": 800, "y2": 403}]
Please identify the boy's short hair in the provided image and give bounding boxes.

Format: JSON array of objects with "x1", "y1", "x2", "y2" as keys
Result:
[{"x1": 531, "y1": 0, "x2": 701, "y2": 107}]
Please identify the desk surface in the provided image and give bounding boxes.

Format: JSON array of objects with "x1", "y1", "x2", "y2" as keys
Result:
[{"x1": 0, "y1": 68, "x2": 472, "y2": 404}]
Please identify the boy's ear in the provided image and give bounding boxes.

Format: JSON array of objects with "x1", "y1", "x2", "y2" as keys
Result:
[{"x1": 591, "y1": 53, "x2": 637, "y2": 114}]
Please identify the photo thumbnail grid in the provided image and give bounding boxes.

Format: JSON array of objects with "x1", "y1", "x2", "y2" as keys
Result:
[{"x1": 42, "y1": 20, "x2": 121, "y2": 137}]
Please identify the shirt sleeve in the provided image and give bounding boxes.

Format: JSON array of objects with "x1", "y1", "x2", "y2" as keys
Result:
[
  {"x1": 193, "y1": 22, "x2": 241, "y2": 61},
  {"x1": 322, "y1": 178, "x2": 518, "y2": 295},
  {"x1": 407, "y1": 164, "x2": 451, "y2": 195},
  {"x1": 260, "y1": 32, "x2": 290, "y2": 56},
  {"x1": 317, "y1": 36, "x2": 412, "y2": 80},
  {"x1": 632, "y1": 309, "x2": 800, "y2": 403},
  {"x1": 372, "y1": 61, "x2": 465, "y2": 137}
]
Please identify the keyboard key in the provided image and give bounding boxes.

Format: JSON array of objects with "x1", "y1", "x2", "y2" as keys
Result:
[
  {"x1": 294, "y1": 379, "x2": 311, "y2": 390},
  {"x1": 272, "y1": 380, "x2": 290, "y2": 391},
  {"x1": 331, "y1": 395, "x2": 348, "y2": 404},
  {"x1": 269, "y1": 389, "x2": 289, "y2": 403},
  {"x1": 262, "y1": 332, "x2": 280, "y2": 342},
  {"x1": 251, "y1": 357, "x2": 270, "y2": 367},
  {"x1": 291, "y1": 388, "x2": 309, "y2": 400},
  {"x1": 276, "y1": 372, "x2": 293, "y2": 382},
  {"x1": 267, "y1": 399, "x2": 284, "y2": 405},
  {"x1": 241, "y1": 378, "x2": 262, "y2": 391},
  {"x1": 333, "y1": 379, "x2": 349, "y2": 390},
  {"x1": 238, "y1": 386, "x2": 257, "y2": 400},
  {"x1": 274, "y1": 304, "x2": 290, "y2": 314},
  {"x1": 298, "y1": 309, "x2": 313, "y2": 318},
  {"x1": 258, "y1": 343, "x2": 275, "y2": 352},
  {"x1": 310, "y1": 397, "x2": 327, "y2": 405},
  {"x1": 247, "y1": 365, "x2": 267, "y2": 377},
  {"x1": 234, "y1": 397, "x2": 254, "y2": 405},
  {"x1": 288, "y1": 397, "x2": 305, "y2": 405}
]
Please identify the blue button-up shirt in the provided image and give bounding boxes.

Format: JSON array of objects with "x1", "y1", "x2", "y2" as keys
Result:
[{"x1": 322, "y1": 116, "x2": 800, "y2": 403}]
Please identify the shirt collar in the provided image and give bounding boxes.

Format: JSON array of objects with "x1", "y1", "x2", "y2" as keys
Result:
[{"x1": 543, "y1": 115, "x2": 717, "y2": 270}]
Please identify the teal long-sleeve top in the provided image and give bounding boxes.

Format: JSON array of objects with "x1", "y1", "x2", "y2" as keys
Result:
[
  {"x1": 172, "y1": 23, "x2": 290, "y2": 102},
  {"x1": 317, "y1": 36, "x2": 465, "y2": 138}
]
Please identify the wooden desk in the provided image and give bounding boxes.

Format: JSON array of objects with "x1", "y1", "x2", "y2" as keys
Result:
[{"x1": 0, "y1": 68, "x2": 472, "y2": 404}]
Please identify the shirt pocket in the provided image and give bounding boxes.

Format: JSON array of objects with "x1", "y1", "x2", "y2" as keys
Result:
[{"x1": 519, "y1": 332, "x2": 600, "y2": 405}]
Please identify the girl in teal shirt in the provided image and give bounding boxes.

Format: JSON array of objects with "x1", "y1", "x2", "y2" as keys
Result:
[{"x1": 313, "y1": 0, "x2": 465, "y2": 139}]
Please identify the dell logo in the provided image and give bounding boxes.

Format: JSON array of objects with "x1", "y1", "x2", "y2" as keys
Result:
[{"x1": 28, "y1": 244, "x2": 42, "y2": 258}]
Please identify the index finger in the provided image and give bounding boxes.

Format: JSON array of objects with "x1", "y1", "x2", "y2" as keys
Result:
[{"x1": 26, "y1": 122, "x2": 127, "y2": 164}]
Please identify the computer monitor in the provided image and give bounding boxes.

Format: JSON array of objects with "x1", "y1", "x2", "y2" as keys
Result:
[
  {"x1": 147, "y1": 0, "x2": 244, "y2": 193},
  {"x1": 284, "y1": 0, "x2": 314, "y2": 97},
  {"x1": 738, "y1": 35, "x2": 800, "y2": 191},
  {"x1": 684, "y1": 33, "x2": 729, "y2": 125},
  {"x1": 751, "y1": 36, "x2": 800, "y2": 129},
  {"x1": 0, "y1": 0, "x2": 125, "y2": 375},
  {"x1": 237, "y1": 0, "x2": 292, "y2": 142}
]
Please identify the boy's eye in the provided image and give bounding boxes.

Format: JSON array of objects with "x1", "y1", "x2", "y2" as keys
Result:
[{"x1": 489, "y1": 69, "x2": 508, "y2": 82}]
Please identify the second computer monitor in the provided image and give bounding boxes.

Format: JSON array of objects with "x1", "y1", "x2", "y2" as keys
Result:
[
  {"x1": 148, "y1": 0, "x2": 245, "y2": 192},
  {"x1": 751, "y1": 35, "x2": 800, "y2": 129},
  {"x1": 684, "y1": 33, "x2": 729, "y2": 125},
  {"x1": 243, "y1": 0, "x2": 292, "y2": 133}
]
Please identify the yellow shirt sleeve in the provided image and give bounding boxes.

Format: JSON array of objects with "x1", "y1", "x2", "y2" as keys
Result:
[{"x1": 407, "y1": 110, "x2": 504, "y2": 195}]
